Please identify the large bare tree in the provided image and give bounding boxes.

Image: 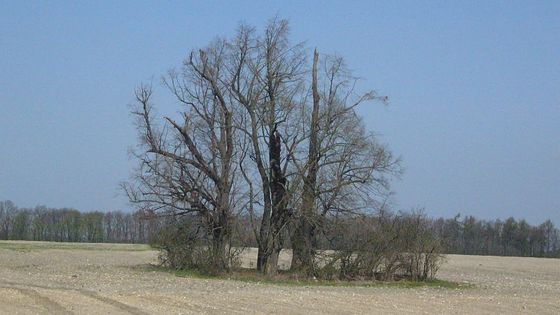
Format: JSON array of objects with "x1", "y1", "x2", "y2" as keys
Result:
[
  {"x1": 125, "y1": 19, "x2": 399, "y2": 275},
  {"x1": 124, "y1": 39, "x2": 236, "y2": 270}
]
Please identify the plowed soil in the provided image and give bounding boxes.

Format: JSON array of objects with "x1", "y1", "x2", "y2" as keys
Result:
[{"x1": 0, "y1": 241, "x2": 558, "y2": 314}]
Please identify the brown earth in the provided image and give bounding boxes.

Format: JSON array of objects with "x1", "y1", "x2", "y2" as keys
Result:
[{"x1": 0, "y1": 241, "x2": 558, "y2": 314}]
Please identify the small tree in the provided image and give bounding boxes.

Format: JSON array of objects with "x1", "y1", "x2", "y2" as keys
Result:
[
  {"x1": 0, "y1": 200, "x2": 17, "y2": 240},
  {"x1": 11, "y1": 210, "x2": 29, "y2": 240},
  {"x1": 290, "y1": 51, "x2": 400, "y2": 275}
]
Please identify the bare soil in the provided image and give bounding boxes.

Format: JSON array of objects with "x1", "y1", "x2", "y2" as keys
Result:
[{"x1": 0, "y1": 241, "x2": 558, "y2": 314}]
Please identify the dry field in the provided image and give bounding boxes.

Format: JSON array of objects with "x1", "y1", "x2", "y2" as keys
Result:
[{"x1": 0, "y1": 241, "x2": 558, "y2": 314}]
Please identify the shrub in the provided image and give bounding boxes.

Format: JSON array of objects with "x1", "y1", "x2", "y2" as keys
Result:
[
  {"x1": 316, "y1": 210, "x2": 444, "y2": 281},
  {"x1": 150, "y1": 216, "x2": 240, "y2": 274}
]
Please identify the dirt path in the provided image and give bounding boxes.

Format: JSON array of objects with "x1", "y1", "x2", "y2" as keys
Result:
[{"x1": 0, "y1": 241, "x2": 558, "y2": 314}]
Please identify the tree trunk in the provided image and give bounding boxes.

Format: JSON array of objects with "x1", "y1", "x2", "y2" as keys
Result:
[
  {"x1": 211, "y1": 187, "x2": 231, "y2": 272},
  {"x1": 256, "y1": 195, "x2": 271, "y2": 271},
  {"x1": 212, "y1": 230, "x2": 227, "y2": 270},
  {"x1": 211, "y1": 212, "x2": 229, "y2": 272},
  {"x1": 264, "y1": 236, "x2": 282, "y2": 275},
  {"x1": 291, "y1": 49, "x2": 320, "y2": 275}
]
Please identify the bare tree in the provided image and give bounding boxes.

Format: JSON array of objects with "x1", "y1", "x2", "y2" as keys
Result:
[
  {"x1": 124, "y1": 19, "x2": 400, "y2": 276},
  {"x1": 290, "y1": 52, "x2": 401, "y2": 274},
  {"x1": 124, "y1": 39, "x2": 237, "y2": 271},
  {"x1": 0, "y1": 200, "x2": 17, "y2": 239},
  {"x1": 230, "y1": 19, "x2": 306, "y2": 275},
  {"x1": 290, "y1": 49, "x2": 320, "y2": 273}
]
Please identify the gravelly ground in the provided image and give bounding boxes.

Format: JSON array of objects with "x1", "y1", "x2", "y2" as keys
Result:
[{"x1": 0, "y1": 241, "x2": 558, "y2": 314}]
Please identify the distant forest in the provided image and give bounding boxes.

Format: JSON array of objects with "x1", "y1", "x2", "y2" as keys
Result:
[{"x1": 1, "y1": 200, "x2": 558, "y2": 258}]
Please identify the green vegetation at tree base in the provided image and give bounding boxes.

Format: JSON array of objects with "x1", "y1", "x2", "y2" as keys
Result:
[{"x1": 145, "y1": 265, "x2": 474, "y2": 289}]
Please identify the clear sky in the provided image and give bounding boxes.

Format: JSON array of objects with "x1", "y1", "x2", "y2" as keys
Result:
[{"x1": 1, "y1": 1, "x2": 558, "y2": 224}]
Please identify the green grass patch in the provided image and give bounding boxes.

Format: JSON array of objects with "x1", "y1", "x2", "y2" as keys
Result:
[
  {"x1": 0, "y1": 240, "x2": 153, "y2": 252},
  {"x1": 144, "y1": 265, "x2": 473, "y2": 289}
]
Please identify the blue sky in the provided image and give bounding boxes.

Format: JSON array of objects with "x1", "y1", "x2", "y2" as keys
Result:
[{"x1": 1, "y1": 1, "x2": 558, "y2": 224}]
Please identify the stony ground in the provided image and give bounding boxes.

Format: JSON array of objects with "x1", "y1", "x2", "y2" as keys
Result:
[{"x1": 0, "y1": 241, "x2": 558, "y2": 314}]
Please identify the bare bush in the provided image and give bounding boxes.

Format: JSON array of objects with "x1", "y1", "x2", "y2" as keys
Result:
[
  {"x1": 150, "y1": 215, "x2": 241, "y2": 274},
  {"x1": 316, "y1": 210, "x2": 444, "y2": 281}
]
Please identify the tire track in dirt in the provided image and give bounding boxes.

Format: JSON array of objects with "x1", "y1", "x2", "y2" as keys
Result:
[
  {"x1": 0, "y1": 285, "x2": 72, "y2": 314},
  {"x1": 0, "y1": 281, "x2": 149, "y2": 315},
  {"x1": 78, "y1": 290, "x2": 150, "y2": 315},
  {"x1": 141, "y1": 294, "x2": 220, "y2": 314}
]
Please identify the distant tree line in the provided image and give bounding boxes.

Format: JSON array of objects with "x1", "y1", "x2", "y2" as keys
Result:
[
  {"x1": 0, "y1": 200, "x2": 159, "y2": 243},
  {"x1": 431, "y1": 214, "x2": 559, "y2": 258},
  {"x1": 2, "y1": 200, "x2": 558, "y2": 259}
]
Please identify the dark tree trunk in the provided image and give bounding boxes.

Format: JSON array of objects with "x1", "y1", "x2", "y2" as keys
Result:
[{"x1": 257, "y1": 126, "x2": 289, "y2": 275}]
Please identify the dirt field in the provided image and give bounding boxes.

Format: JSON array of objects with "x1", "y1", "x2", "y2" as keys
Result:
[{"x1": 0, "y1": 241, "x2": 558, "y2": 314}]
